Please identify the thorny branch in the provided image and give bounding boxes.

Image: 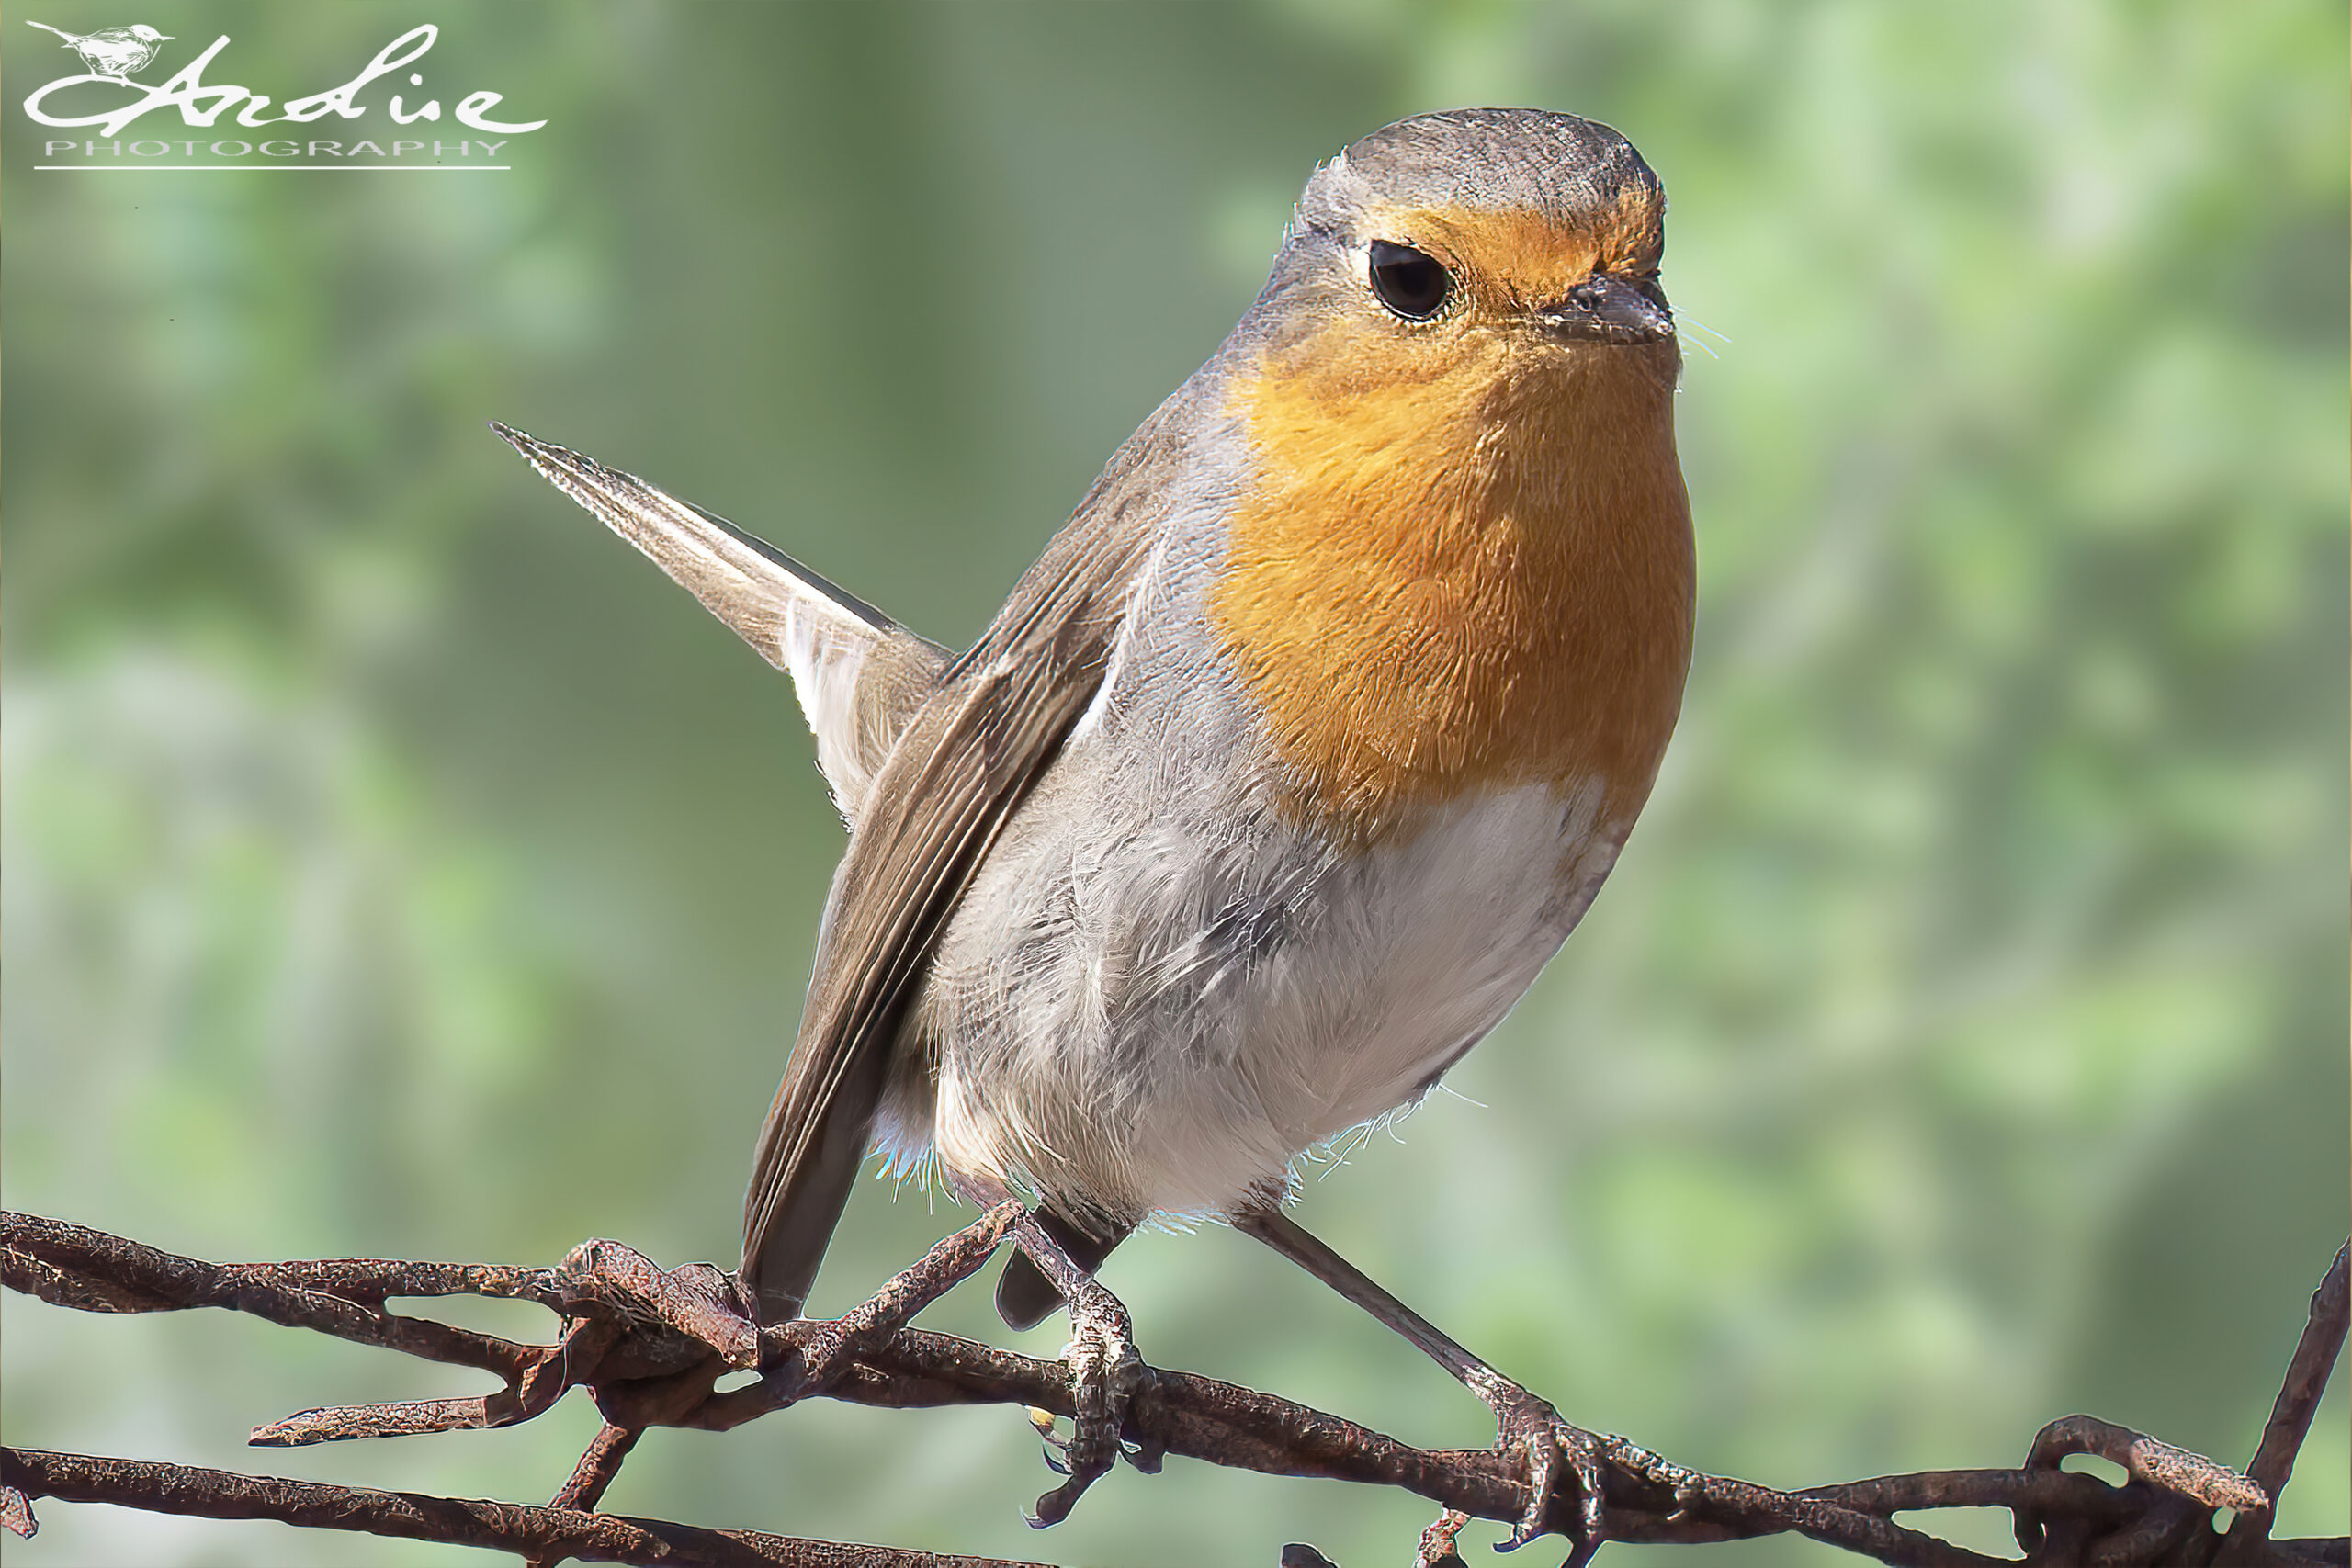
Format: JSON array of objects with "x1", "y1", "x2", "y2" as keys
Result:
[{"x1": 1, "y1": 1211, "x2": 2343, "y2": 1568}]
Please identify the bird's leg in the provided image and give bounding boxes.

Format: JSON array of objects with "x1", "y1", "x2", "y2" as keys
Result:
[
  {"x1": 1237, "y1": 1207, "x2": 1695, "y2": 1563},
  {"x1": 959, "y1": 1179, "x2": 1151, "y2": 1527}
]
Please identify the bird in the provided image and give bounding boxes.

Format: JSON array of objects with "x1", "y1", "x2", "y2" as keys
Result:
[
  {"x1": 496, "y1": 105, "x2": 1693, "y2": 1555},
  {"x1": 25, "y1": 21, "x2": 172, "y2": 82}
]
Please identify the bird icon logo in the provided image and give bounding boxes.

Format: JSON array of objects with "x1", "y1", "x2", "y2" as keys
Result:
[{"x1": 25, "y1": 20, "x2": 173, "y2": 83}]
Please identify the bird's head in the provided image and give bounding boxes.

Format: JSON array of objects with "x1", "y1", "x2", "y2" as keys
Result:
[
  {"x1": 128, "y1": 25, "x2": 169, "y2": 42},
  {"x1": 1225, "y1": 109, "x2": 1685, "y2": 501},
  {"x1": 1252, "y1": 108, "x2": 1679, "y2": 395}
]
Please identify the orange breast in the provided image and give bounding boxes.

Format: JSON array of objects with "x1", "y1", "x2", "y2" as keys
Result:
[{"x1": 1208, "y1": 321, "x2": 1695, "y2": 841}]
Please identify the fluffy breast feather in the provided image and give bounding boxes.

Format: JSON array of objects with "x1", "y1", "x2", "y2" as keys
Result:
[{"x1": 1209, "y1": 308, "x2": 1693, "y2": 841}]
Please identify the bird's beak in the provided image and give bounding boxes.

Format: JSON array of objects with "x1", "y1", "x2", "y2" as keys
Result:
[{"x1": 1536, "y1": 276, "x2": 1674, "y2": 344}]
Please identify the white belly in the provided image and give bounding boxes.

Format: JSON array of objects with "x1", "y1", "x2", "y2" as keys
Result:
[{"x1": 909, "y1": 775, "x2": 1629, "y2": 1224}]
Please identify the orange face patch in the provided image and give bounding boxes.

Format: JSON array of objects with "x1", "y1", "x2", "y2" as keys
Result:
[{"x1": 1209, "y1": 305, "x2": 1694, "y2": 842}]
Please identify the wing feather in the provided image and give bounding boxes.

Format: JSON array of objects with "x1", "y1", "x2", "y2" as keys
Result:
[{"x1": 738, "y1": 456, "x2": 1165, "y2": 1322}]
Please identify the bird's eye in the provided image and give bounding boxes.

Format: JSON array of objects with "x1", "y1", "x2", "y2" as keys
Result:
[{"x1": 1368, "y1": 241, "x2": 1451, "y2": 321}]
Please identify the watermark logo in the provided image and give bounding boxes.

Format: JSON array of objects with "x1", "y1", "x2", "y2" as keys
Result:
[
  {"x1": 22, "y1": 21, "x2": 543, "y2": 170},
  {"x1": 27, "y1": 21, "x2": 172, "y2": 84}
]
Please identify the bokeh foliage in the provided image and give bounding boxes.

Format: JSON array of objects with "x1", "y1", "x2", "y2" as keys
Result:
[{"x1": 4, "y1": 4, "x2": 2344, "y2": 1564}]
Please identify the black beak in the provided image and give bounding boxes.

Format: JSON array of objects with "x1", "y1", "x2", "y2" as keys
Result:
[{"x1": 1538, "y1": 275, "x2": 1674, "y2": 344}]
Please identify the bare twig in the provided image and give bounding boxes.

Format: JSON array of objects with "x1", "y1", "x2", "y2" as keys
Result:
[
  {"x1": 2, "y1": 1212, "x2": 533, "y2": 1377},
  {"x1": 0, "y1": 1447, "x2": 1051, "y2": 1567},
  {"x1": 2024, "y1": 1416, "x2": 2267, "y2": 1516},
  {"x1": 1, "y1": 1483, "x2": 36, "y2": 1539},
  {"x1": 2219, "y1": 1241, "x2": 2351, "y2": 1566},
  {"x1": 1416, "y1": 1508, "x2": 1471, "y2": 1566},
  {"x1": 5, "y1": 1211, "x2": 2345, "y2": 1567},
  {"x1": 553, "y1": 1424, "x2": 643, "y2": 1514},
  {"x1": 526, "y1": 1424, "x2": 649, "y2": 1568}
]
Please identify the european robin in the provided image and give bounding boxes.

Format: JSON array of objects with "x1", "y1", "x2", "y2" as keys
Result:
[{"x1": 498, "y1": 106, "x2": 1692, "y2": 1551}]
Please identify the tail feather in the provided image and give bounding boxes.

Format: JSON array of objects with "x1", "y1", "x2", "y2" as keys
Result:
[{"x1": 491, "y1": 423, "x2": 945, "y2": 822}]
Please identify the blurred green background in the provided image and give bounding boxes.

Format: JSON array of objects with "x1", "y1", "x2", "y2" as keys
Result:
[{"x1": 4, "y1": 4, "x2": 2345, "y2": 1564}]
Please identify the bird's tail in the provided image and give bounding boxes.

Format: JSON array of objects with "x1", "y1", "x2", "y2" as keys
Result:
[
  {"x1": 26, "y1": 21, "x2": 75, "y2": 41},
  {"x1": 488, "y1": 423, "x2": 945, "y2": 826}
]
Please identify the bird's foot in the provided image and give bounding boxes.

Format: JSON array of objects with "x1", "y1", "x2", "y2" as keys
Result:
[
  {"x1": 1476, "y1": 1382, "x2": 1695, "y2": 1566},
  {"x1": 1022, "y1": 1260, "x2": 1149, "y2": 1526},
  {"x1": 1483, "y1": 1384, "x2": 1604, "y2": 1560}
]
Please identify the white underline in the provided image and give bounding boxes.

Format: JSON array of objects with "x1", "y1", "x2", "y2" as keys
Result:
[{"x1": 36, "y1": 164, "x2": 511, "y2": 171}]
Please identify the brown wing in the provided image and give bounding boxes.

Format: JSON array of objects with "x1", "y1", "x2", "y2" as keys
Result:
[{"x1": 737, "y1": 458, "x2": 1165, "y2": 1322}]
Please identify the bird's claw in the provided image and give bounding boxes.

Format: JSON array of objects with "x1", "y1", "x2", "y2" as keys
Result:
[
  {"x1": 1023, "y1": 1278, "x2": 1145, "y2": 1528},
  {"x1": 1487, "y1": 1389, "x2": 1610, "y2": 1563},
  {"x1": 1027, "y1": 1401, "x2": 1161, "y2": 1475},
  {"x1": 1027, "y1": 1404, "x2": 1064, "y2": 1448}
]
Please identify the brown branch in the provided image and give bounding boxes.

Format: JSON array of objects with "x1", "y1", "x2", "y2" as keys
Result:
[
  {"x1": 5, "y1": 1210, "x2": 2344, "y2": 1568},
  {"x1": 2218, "y1": 1241, "x2": 2351, "y2": 1566},
  {"x1": 1, "y1": 1212, "x2": 535, "y2": 1377},
  {"x1": 0, "y1": 1448, "x2": 1052, "y2": 1567},
  {"x1": 526, "y1": 1426, "x2": 650, "y2": 1568}
]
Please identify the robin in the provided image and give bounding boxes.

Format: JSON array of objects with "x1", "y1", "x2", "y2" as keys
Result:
[
  {"x1": 25, "y1": 21, "x2": 172, "y2": 82},
  {"x1": 499, "y1": 106, "x2": 1692, "y2": 1554}
]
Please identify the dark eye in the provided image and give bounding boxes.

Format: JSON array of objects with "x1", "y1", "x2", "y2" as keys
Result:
[{"x1": 1368, "y1": 240, "x2": 1451, "y2": 320}]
